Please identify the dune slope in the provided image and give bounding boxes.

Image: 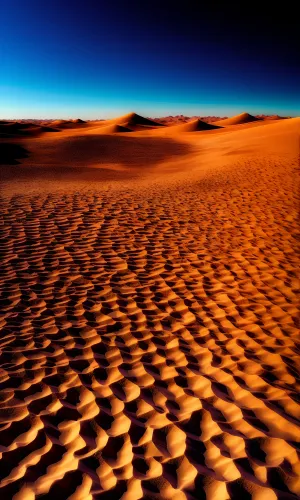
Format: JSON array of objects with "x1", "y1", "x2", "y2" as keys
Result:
[
  {"x1": 0, "y1": 117, "x2": 299, "y2": 499},
  {"x1": 0, "y1": 121, "x2": 59, "y2": 138},
  {"x1": 50, "y1": 120, "x2": 88, "y2": 129},
  {"x1": 95, "y1": 124, "x2": 133, "y2": 134},
  {"x1": 103, "y1": 112, "x2": 165, "y2": 129},
  {"x1": 215, "y1": 112, "x2": 261, "y2": 126},
  {"x1": 167, "y1": 118, "x2": 221, "y2": 132}
]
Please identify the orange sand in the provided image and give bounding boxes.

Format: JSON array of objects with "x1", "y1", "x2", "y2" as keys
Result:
[
  {"x1": 0, "y1": 114, "x2": 299, "y2": 499},
  {"x1": 214, "y1": 112, "x2": 261, "y2": 126}
]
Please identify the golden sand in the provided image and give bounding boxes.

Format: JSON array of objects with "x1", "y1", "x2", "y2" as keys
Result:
[
  {"x1": 214, "y1": 113, "x2": 261, "y2": 126},
  {"x1": 0, "y1": 116, "x2": 299, "y2": 499}
]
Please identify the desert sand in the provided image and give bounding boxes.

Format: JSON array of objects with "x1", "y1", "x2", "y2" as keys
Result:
[
  {"x1": 214, "y1": 113, "x2": 261, "y2": 126},
  {"x1": 0, "y1": 112, "x2": 299, "y2": 499}
]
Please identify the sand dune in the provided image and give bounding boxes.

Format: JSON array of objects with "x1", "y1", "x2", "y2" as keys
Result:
[
  {"x1": 4, "y1": 132, "x2": 190, "y2": 170},
  {"x1": 50, "y1": 120, "x2": 88, "y2": 129},
  {"x1": 256, "y1": 115, "x2": 287, "y2": 121},
  {"x1": 151, "y1": 114, "x2": 285, "y2": 125},
  {"x1": 215, "y1": 112, "x2": 261, "y2": 126},
  {"x1": 167, "y1": 118, "x2": 222, "y2": 132},
  {"x1": 95, "y1": 124, "x2": 133, "y2": 134},
  {"x1": 0, "y1": 116, "x2": 299, "y2": 499},
  {"x1": 151, "y1": 115, "x2": 227, "y2": 125},
  {"x1": 103, "y1": 112, "x2": 165, "y2": 130},
  {"x1": 0, "y1": 121, "x2": 59, "y2": 138}
]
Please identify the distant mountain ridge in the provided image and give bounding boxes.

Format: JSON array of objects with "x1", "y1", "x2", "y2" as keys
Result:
[{"x1": 0, "y1": 113, "x2": 289, "y2": 124}]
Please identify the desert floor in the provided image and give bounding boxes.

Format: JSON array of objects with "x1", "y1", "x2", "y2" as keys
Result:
[{"x1": 0, "y1": 116, "x2": 299, "y2": 499}]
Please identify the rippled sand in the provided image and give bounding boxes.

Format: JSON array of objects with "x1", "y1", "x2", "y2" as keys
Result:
[{"x1": 0, "y1": 117, "x2": 299, "y2": 499}]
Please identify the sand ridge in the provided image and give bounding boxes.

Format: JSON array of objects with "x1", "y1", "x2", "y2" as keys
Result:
[
  {"x1": 0, "y1": 116, "x2": 299, "y2": 499},
  {"x1": 165, "y1": 119, "x2": 222, "y2": 133},
  {"x1": 50, "y1": 120, "x2": 88, "y2": 129},
  {"x1": 1, "y1": 113, "x2": 291, "y2": 172},
  {"x1": 95, "y1": 124, "x2": 133, "y2": 134},
  {"x1": 0, "y1": 122, "x2": 59, "y2": 139},
  {"x1": 100, "y1": 112, "x2": 165, "y2": 131},
  {"x1": 214, "y1": 113, "x2": 261, "y2": 126}
]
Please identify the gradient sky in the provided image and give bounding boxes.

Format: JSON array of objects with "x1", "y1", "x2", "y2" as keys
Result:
[{"x1": 1, "y1": 1, "x2": 299, "y2": 118}]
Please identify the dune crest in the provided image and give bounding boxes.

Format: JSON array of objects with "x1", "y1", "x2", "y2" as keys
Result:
[
  {"x1": 168, "y1": 118, "x2": 222, "y2": 132},
  {"x1": 215, "y1": 112, "x2": 261, "y2": 126},
  {"x1": 96, "y1": 124, "x2": 133, "y2": 134},
  {"x1": 0, "y1": 121, "x2": 59, "y2": 138},
  {"x1": 51, "y1": 120, "x2": 87, "y2": 129},
  {"x1": 104, "y1": 112, "x2": 165, "y2": 129}
]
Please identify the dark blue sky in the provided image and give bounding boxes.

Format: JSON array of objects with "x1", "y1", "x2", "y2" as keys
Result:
[{"x1": 1, "y1": 1, "x2": 299, "y2": 118}]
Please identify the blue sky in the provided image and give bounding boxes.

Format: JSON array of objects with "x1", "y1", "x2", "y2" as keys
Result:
[{"x1": 1, "y1": 1, "x2": 299, "y2": 119}]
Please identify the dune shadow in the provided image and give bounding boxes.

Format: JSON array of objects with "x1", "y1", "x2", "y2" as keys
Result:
[
  {"x1": 37, "y1": 134, "x2": 193, "y2": 168},
  {"x1": 0, "y1": 123, "x2": 60, "y2": 138},
  {"x1": 0, "y1": 165, "x2": 137, "y2": 184},
  {"x1": 1, "y1": 135, "x2": 194, "y2": 187},
  {"x1": 0, "y1": 143, "x2": 30, "y2": 165}
]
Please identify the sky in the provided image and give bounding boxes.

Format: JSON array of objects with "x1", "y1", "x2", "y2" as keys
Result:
[{"x1": 1, "y1": 1, "x2": 299, "y2": 119}]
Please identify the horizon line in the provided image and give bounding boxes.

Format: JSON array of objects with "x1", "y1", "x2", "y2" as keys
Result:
[{"x1": 1, "y1": 110, "x2": 298, "y2": 121}]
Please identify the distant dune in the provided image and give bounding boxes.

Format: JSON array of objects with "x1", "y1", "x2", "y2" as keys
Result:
[
  {"x1": 256, "y1": 114, "x2": 287, "y2": 120},
  {"x1": 0, "y1": 113, "x2": 290, "y2": 128},
  {"x1": 152, "y1": 115, "x2": 228, "y2": 125},
  {"x1": 103, "y1": 112, "x2": 165, "y2": 129},
  {"x1": 0, "y1": 112, "x2": 295, "y2": 167},
  {"x1": 50, "y1": 119, "x2": 87, "y2": 129},
  {"x1": 95, "y1": 123, "x2": 133, "y2": 134},
  {"x1": 0, "y1": 121, "x2": 58, "y2": 138},
  {"x1": 168, "y1": 118, "x2": 222, "y2": 132},
  {"x1": 215, "y1": 112, "x2": 261, "y2": 126}
]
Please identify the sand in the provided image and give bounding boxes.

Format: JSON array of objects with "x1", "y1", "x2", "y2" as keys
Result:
[
  {"x1": 214, "y1": 113, "x2": 261, "y2": 126},
  {"x1": 151, "y1": 114, "x2": 285, "y2": 127},
  {"x1": 100, "y1": 113, "x2": 165, "y2": 131},
  {"x1": 0, "y1": 122, "x2": 59, "y2": 139},
  {"x1": 0, "y1": 114, "x2": 299, "y2": 499},
  {"x1": 165, "y1": 119, "x2": 222, "y2": 132},
  {"x1": 95, "y1": 124, "x2": 133, "y2": 135}
]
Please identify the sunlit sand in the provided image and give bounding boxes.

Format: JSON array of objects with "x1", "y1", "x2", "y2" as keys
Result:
[{"x1": 0, "y1": 113, "x2": 299, "y2": 499}]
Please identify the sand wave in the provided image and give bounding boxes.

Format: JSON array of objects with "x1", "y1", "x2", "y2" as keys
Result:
[{"x1": 0, "y1": 117, "x2": 299, "y2": 499}]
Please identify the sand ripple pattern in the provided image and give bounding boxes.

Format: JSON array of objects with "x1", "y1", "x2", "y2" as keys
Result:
[{"x1": 0, "y1": 157, "x2": 299, "y2": 499}]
